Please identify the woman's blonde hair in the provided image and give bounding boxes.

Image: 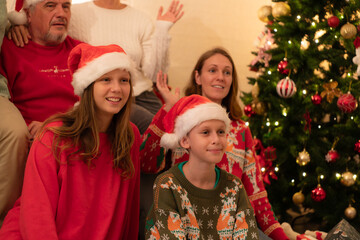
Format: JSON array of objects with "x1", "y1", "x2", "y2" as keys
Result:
[
  {"x1": 184, "y1": 47, "x2": 243, "y2": 120},
  {"x1": 41, "y1": 80, "x2": 135, "y2": 178}
]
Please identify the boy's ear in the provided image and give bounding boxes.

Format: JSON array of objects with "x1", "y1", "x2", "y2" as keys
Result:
[{"x1": 180, "y1": 136, "x2": 190, "y2": 149}]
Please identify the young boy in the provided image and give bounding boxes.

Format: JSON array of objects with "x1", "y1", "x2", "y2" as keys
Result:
[{"x1": 145, "y1": 95, "x2": 259, "y2": 239}]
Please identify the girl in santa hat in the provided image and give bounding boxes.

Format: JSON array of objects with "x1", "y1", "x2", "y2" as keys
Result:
[
  {"x1": 0, "y1": 43, "x2": 141, "y2": 239},
  {"x1": 141, "y1": 48, "x2": 289, "y2": 240}
]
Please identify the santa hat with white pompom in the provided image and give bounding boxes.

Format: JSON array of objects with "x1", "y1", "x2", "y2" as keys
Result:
[
  {"x1": 160, "y1": 95, "x2": 231, "y2": 150},
  {"x1": 8, "y1": 0, "x2": 44, "y2": 25}
]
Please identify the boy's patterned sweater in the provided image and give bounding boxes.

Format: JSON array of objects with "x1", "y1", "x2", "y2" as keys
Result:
[
  {"x1": 141, "y1": 107, "x2": 289, "y2": 239},
  {"x1": 145, "y1": 164, "x2": 259, "y2": 239}
]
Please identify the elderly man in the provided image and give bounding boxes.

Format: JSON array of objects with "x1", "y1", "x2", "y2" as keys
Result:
[{"x1": 0, "y1": 0, "x2": 80, "y2": 224}]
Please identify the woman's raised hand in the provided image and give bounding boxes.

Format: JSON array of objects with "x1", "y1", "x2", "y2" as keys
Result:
[
  {"x1": 156, "y1": 70, "x2": 180, "y2": 111},
  {"x1": 157, "y1": 0, "x2": 184, "y2": 24}
]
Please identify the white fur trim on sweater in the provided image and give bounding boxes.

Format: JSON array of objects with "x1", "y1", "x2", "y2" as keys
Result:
[
  {"x1": 160, "y1": 102, "x2": 231, "y2": 149},
  {"x1": 72, "y1": 52, "x2": 137, "y2": 96}
]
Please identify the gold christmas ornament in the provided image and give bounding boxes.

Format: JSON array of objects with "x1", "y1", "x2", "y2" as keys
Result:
[
  {"x1": 341, "y1": 171, "x2": 356, "y2": 187},
  {"x1": 251, "y1": 100, "x2": 266, "y2": 115},
  {"x1": 340, "y1": 22, "x2": 357, "y2": 39},
  {"x1": 292, "y1": 191, "x2": 305, "y2": 205},
  {"x1": 344, "y1": 205, "x2": 357, "y2": 219},
  {"x1": 272, "y1": 2, "x2": 291, "y2": 19},
  {"x1": 320, "y1": 81, "x2": 342, "y2": 103},
  {"x1": 251, "y1": 82, "x2": 260, "y2": 98},
  {"x1": 296, "y1": 149, "x2": 310, "y2": 166},
  {"x1": 258, "y1": 5, "x2": 272, "y2": 23}
]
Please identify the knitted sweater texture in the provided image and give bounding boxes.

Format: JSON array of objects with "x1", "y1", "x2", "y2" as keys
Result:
[
  {"x1": 145, "y1": 164, "x2": 259, "y2": 239},
  {"x1": 69, "y1": 2, "x2": 171, "y2": 96}
]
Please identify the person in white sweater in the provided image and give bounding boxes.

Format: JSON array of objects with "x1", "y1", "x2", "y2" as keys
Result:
[{"x1": 68, "y1": 0, "x2": 184, "y2": 134}]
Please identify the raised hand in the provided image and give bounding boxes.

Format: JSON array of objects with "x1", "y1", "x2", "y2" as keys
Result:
[
  {"x1": 156, "y1": 70, "x2": 180, "y2": 111},
  {"x1": 157, "y1": 0, "x2": 184, "y2": 24}
]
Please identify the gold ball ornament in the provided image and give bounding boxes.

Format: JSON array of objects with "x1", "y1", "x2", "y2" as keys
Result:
[
  {"x1": 258, "y1": 5, "x2": 272, "y2": 23},
  {"x1": 344, "y1": 205, "x2": 357, "y2": 219},
  {"x1": 292, "y1": 191, "x2": 305, "y2": 205},
  {"x1": 340, "y1": 23, "x2": 357, "y2": 39},
  {"x1": 272, "y1": 2, "x2": 291, "y2": 19},
  {"x1": 251, "y1": 101, "x2": 266, "y2": 115},
  {"x1": 341, "y1": 171, "x2": 356, "y2": 187},
  {"x1": 296, "y1": 149, "x2": 310, "y2": 166}
]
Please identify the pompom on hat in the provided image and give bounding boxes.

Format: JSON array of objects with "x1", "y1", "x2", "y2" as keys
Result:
[
  {"x1": 160, "y1": 95, "x2": 231, "y2": 149},
  {"x1": 68, "y1": 43, "x2": 137, "y2": 96},
  {"x1": 8, "y1": 0, "x2": 43, "y2": 25}
]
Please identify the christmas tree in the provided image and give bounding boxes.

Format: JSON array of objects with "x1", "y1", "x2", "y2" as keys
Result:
[{"x1": 242, "y1": 0, "x2": 360, "y2": 231}]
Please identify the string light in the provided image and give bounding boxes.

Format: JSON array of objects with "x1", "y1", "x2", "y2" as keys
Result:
[
  {"x1": 245, "y1": 121, "x2": 249, "y2": 126},
  {"x1": 302, "y1": 172, "x2": 307, "y2": 177},
  {"x1": 314, "y1": 39, "x2": 319, "y2": 44},
  {"x1": 336, "y1": 173, "x2": 341, "y2": 179},
  {"x1": 282, "y1": 108, "x2": 287, "y2": 117},
  {"x1": 274, "y1": 28, "x2": 278, "y2": 32},
  {"x1": 318, "y1": 125, "x2": 321, "y2": 129},
  {"x1": 297, "y1": 15, "x2": 301, "y2": 20},
  {"x1": 335, "y1": 35, "x2": 338, "y2": 39},
  {"x1": 288, "y1": 40, "x2": 292, "y2": 44},
  {"x1": 266, "y1": 121, "x2": 270, "y2": 127},
  {"x1": 311, "y1": 22, "x2": 316, "y2": 27},
  {"x1": 274, "y1": 121, "x2": 279, "y2": 126},
  {"x1": 291, "y1": 179, "x2": 295, "y2": 183},
  {"x1": 267, "y1": 70, "x2": 272, "y2": 75},
  {"x1": 302, "y1": 89, "x2": 307, "y2": 95},
  {"x1": 347, "y1": 73, "x2": 351, "y2": 77},
  {"x1": 354, "y1": 174, "x2": 357, "y2": 180},
  {"x1": 350, "y1": 116, "x2": 354, "y2": 120},
  {"x1": 261, "y1": 167, "x2": 266, "y2": 172},
  {"x1": 320, "y1": 175, "x2": 324, "y2": 179},
  {"x1": 275, "y1": 167, "x2": 279, "y2": 172}
]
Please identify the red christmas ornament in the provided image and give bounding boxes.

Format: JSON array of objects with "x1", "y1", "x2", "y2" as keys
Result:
[
  {"x1": 327, "y1": 16, "x2": 340, "y2": 28},
  {"x1": 277, "y1": 59, "x2": 290, "y2": 75},
  {"x1": 337, "y1": 92, "x2": 358, "y2": 113},
  {"x1": 311, "y1": 94, "x2": 322, "y2": 105},
  {"x1": 325, "y1": 149, "x2": 340, "y2": 163},
  {"x1": 311, "y1": 184, "x2": 326, "y2": 202},
  {"x1": 276, "y1": 77, "x2": 297, "y2": 98},
  {"x1": 244, "y1": 104, "x2": 255, "y2": 117},
  {"x1": 355, "y1": 140, "x2": 360, "y2": 153},
  {"x1": 264, "y1": 146, "x2": 277, "y2": 161}
]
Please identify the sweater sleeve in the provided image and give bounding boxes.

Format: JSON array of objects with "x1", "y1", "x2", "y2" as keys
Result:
[
  {"x1": 140, "y1": 106, "x2": 168, "y2": 173},
  {"x1": 140, "y1": 20, "x2": 172, "y2": 82},
  {"x1": 145, "y1": 173, "x2": 186, "y2": 239},
  {"x1": 241, "y1": 127, "x2": 289, "y2": 240},
  {"x1": 19, "y1": 130, "x2": 60, "y2": 240}
]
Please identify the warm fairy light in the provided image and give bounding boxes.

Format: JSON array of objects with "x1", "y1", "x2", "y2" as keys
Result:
[
  {"x1": 354, "y1": 175, "x2": 357, "y2": 180},
  {"x1": 267, "y1": 70, "x2": 272, "y2": 75},
  {"x1": 320, "y1": 175, "x2": 324, "y2": 179},
  {"x1": 336, "y1": 173, "x2": 341, "y2": 179},
  {"x1": 318, "y1": 125, "x2": 321, "y2": 129},
  {"x1": 288, "y1": 40, "x2": 292, "y2": 44},
  {"x1": 335, "y1": 35, "x2": 338, "y2": 39},
  {"x1": 267, "y1": 41, "x2": 272, "y2": 46},
  {"x1": 291, "y1": 179, "x2": 295, "y2": 183},
  {"x1": 351, "y1": 116, "x2": 354, "y2": 120},
  {"x1": 302, "y1": 172, "x2": 307, "y2": 177},
  {"x1": 245, "y1": 121, "x2": 249, "y2": 126},
  {"x1": 282, "y1": 108, "x2": 287, "y2": 117},
  {"x1": 274, "y1": 28, "x2": 278, "y2": 32},
  {"x1": 275, "y1": 167, "x2": 279, "y2": 172},
  {"x1": 261, "y1": 167, "x2": 266, "y2": 172},
  {"x1": 302, "y1": 89, "x2": 307, "y2": 95},
  {"x1": 297, "y1": 15, "x2": 301, "y2": 20},
  {"x1": 275, "y1": 121, "x2": 279, "y2": 126},
  {"x1": 266, "y1": 122, "x2": 270, "y2": 127},
  {"x1": 347, "y1": 73, "x2": 351, "y2": 77},
  {"x1": 315, "y1": 39, "x2": 319, "y2": 44},
  {"x1": 311, "y1": 22, "x2": 316, "y2": 27}
]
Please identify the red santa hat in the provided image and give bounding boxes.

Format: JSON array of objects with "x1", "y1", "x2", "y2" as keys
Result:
[
  {"x1": 8, "y1": 0, "x2": 44, "y2": 25},
  {"x1": 160, "y1": 95, "x2": 231, "y2": 149},
  {"x1": 68, "y1": 43, "x2": 136, "y2": 96}
]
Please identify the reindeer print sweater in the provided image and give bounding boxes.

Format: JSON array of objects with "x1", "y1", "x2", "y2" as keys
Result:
[{"x1": 145, "y1": 164, "x2": 259, "y2": 240}]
